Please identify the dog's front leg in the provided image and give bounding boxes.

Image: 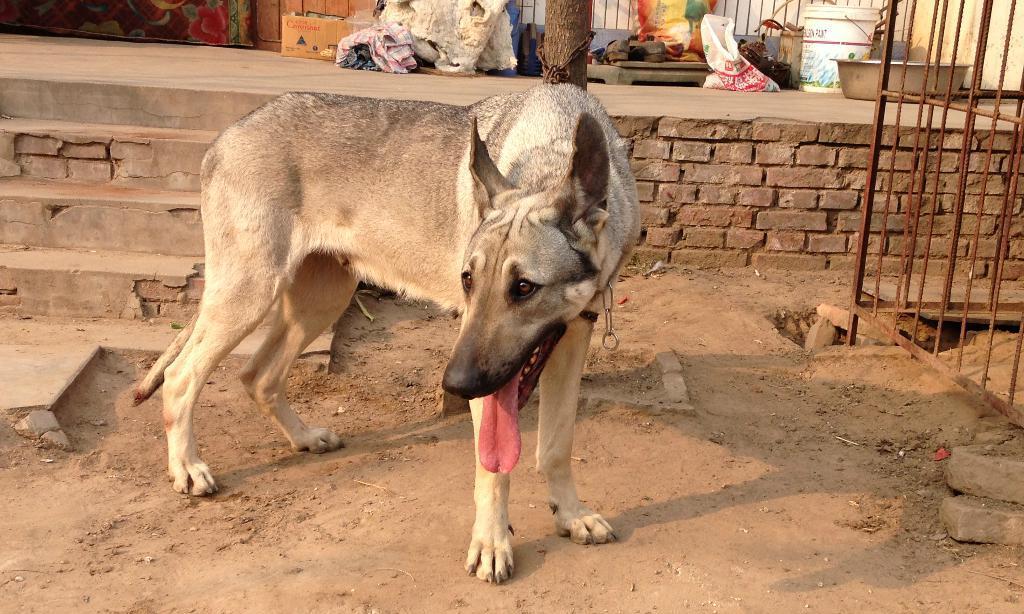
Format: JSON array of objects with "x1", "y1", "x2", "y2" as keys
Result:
[
  {"x1": 536, "y1": 317, "x2": 616, "y2": 544},
  {"x1": 465, "y1": 396, "x2": 514, "y2": 583}
]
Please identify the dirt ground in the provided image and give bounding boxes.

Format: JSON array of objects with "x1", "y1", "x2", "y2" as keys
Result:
[{"x1": 2, "y1": 267, "x2": 1023, "y2": 613}]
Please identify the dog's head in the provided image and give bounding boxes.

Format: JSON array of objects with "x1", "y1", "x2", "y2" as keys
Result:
[{"x1": 442, "y1": 113, "x2": 610, "y2": 472}]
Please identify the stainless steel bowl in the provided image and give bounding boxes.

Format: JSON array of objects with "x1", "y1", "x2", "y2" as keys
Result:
[{"x1": 835, "y1": 59, "x2": 972, "y2": 101}]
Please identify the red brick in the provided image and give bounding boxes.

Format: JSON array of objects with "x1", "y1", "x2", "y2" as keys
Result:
[
  {"x1": 766, "y1": 231, "x2": 805, "y2": 251},
  {"x1": 657, "y1": 183, "x2": 697, "y2": 204},
  {"x1": 633, "y1": 139, "x2": 671, "y2": 159},
  {"x1": 737, "y1": 187, "x2": 775, "y2": 207},
  {"x1": 640, "y1": 205, "x2": 670, "y2": 226},
  {"x1": 751, "y1": 253, "x2": 827, "y2": 271},
  {"x1": 820, "y1": 191, "x2": 860, "y2": 210},
  {"x1": 714, "y1": 143, "x2": 753, "y2": 164},
  {"x1": 632, "y1": 160, "x2": 681, "y2": 182},
  {"x1": 697, "y1": 186, "x2": 738, "y2": 204},
  {"x1": 61, "y1": 142, "x2": 108, "y2": 159},
  {"x1": 836, "y1": 212, "x2": 905, "y2": 232},
  {"x1": 671, "y1": 249, "x2": 748, "y2": 268},
  {"x1": 751, "y1": 119, "x2": 819, "y2": 142},
  {"x1": 766, "y1": 167, "x2": 847, "y2": 189},
  {"x1": 779, "y1": 190, "x2": 818, "y2": 209},
  {"x1": 671, "y1": 141, "x2": 713, "y2": 162},
  {"x1": 756, "y1": 211, "x2": 828, "y2": 231},
  {"x1": 807, "y1": 234, "x2": 848, "y2": 253},
  {"x1": 685, "y1": 164, "x2": 762, "y2": 185},
  {"x1": 755, "y1": 143, "x2": 795, "y2": 165},
  {"x1": 68, "y1": 159, "x2": 113, "y2": 182},
  {"x1": 726, "y1": 229, "x2": 765, "y2": 249},
  {"x1": 658, "y1": 119, "x2": 748, "y2": 140},
  {"x1": 613, "y1": 116, "x2": 658, "y2": 138},
  {"x1": 682, "y1": 228, "x2": 726, "y2": 248},
  {"x1": 837, "y1": 148, "x2": 869, "y2": 168},
  {"x1": 677, "y1": 206, "x2": 754, "y2": 227},
  {"x1": 630, "y1": 247, "x2": 671, "y2": 269},
  {"x1": 636, "y1": 181, "x2": 655, "y2": 202},
  {"x1": 15, "y1": 134, "x2": 61, "y2": 155},
  {"x1": 646, "y1": 227, "x2": 681, "y2": 247},
  {"x1": 796, "y1": 145, "x2": 837, "y2": 166},
  {"x1": 20, "y1": 155, "x2": 67, "y2": 178},
  {"x1": 818, "y1": 124, "x2": 875, "y2": 145}
]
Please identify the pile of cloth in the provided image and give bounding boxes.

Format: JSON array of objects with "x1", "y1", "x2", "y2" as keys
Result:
[{"x1": 336, "y1": 22, "x2": 417, "y2": 74}]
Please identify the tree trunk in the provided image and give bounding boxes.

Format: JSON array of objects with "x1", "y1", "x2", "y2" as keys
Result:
[{"x1": 543, "y1": 0, "x2": 591, "y2": 89}]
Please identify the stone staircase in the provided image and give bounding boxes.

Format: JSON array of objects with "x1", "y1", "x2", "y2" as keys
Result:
[{"x1": 0, "y1": 91, "x2": 240, "y2": 319}]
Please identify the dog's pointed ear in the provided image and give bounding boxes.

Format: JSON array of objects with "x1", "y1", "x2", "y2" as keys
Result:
[
  {"x1": 469, "y1": 117, "x2": 511, "y2": 215},
  {"x1": 558, "y1": 113, "x2": 609, "y2": 231}
]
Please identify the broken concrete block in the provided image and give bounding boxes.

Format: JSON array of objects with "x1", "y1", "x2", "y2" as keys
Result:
[
  {"x1": 655, "y1": 350, "x2": 683, "y2": 375},
  {"x1": 662, "y1": 372, "x2": 691, "y2": 405},
  {"x1": 804, "y1": 317, "x2": 837, "y2": 351},
  {"x1": 816, "y1": 303, "x2": 894, "y2": 345},
  {"x1": 14, "y1": 410, "x2": 60, "y2": 438},
  {"x1": 940, "y1": 495, "x2": 1024, "y2": 545},
  {"x1": 945, "y1": 445, "x2": 1024, "y2": 505},
  {"x1": 40, "y1": 429, "x2": 72, "y2": 451}
]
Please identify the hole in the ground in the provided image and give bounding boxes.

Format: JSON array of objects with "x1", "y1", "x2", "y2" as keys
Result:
[{"x1": 769, "y1": 308, "x2": 819, "y2": 346}]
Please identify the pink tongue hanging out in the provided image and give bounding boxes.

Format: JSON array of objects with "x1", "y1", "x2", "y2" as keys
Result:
[{"x1": 478, "y1": 372, "x2": 521, "y2": 473}]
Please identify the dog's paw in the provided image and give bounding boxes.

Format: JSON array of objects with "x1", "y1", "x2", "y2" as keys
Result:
[
  {"x1": 169, "y1": 458, "x2": 218, "y2": 496},
  {"x1": 465, "y1": 522, "x2": 515, "y2": 583},
  {"x1": 291, "y1": 427, "x2": 344, "y2": 453},
  {"x1": 552, "y1": 504, "x2": 616, "y2": 545}
]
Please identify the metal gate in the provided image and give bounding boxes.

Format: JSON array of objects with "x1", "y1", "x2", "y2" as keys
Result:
[{"x1": 848, "y1": 0, "x2": 1024, "y2": 425}]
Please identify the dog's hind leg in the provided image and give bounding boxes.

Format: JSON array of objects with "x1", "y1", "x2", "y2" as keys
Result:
[
  {"x1": 465, "y1": 396, "x2": 514, "y2": 583},
  {"x1": 536, "y1": 316, "x2": 616, "y2": 544},
  {"x1": 239, "y1": 253, "x2": 356, "y2": 453},
  {"x1": 162, "y1": 262, "x2": 285, "y2": 496}
]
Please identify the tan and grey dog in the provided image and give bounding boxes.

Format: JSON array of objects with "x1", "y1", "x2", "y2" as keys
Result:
[{"x1": 135, "y1": 84, "x2": 640, "y2": 583}]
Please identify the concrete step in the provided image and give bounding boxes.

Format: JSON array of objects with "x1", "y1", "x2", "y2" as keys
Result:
[
  {"x1": 1, "y1": 118, "x2": 216, "y2": 191},
  {"x1": 0, "y1": 179, "x2": 203, "y2": 256},
  {"x1": 0, "y1": 245, "x2": 202, "y2": 319},
  {"x1": 1, "y1": 77, "x2": 273, "y2": 131}
]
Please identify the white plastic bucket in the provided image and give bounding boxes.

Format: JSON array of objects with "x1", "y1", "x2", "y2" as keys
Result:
[{"x1": 799, "y1": 5, "x2": 879, "y2": 93}]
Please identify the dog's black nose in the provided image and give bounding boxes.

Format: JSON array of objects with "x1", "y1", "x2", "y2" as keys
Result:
[{"x1": 441, "y1": 363, "x2": 490, "y2": 400}]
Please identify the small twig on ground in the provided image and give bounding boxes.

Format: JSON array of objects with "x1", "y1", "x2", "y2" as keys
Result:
[
  {"x1": 353, "y1": 295, "x2": 375, "y2": 322},
  {"x1": 353, "y1": 479, "x2": 394, "y2": 495},
  {"x1": 966, "y1": 570, "x2": 1024, "y2": 590},
  {"x1": 834, "y1": 435, "x2": 864, "y2": 447},
  {"x1": 372, "y1": 567, "x2": 415, "y2": 581}
]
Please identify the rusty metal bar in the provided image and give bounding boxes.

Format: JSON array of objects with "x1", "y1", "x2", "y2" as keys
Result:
[{"x1": 847, "y1": 0, "x2": 904, "y2": 344}]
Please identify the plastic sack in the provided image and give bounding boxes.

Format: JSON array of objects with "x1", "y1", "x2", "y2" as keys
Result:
[
  {"x1": 700, "y1": 15, "x2": 779, "y2": 92},
  {"x1": 636, "y1": 0, "x2": 717, "y2": 61}
]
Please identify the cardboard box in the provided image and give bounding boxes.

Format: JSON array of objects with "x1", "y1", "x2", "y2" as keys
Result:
[{"x1": 281, "y1": 14, "x2": 353, "y2": 61}]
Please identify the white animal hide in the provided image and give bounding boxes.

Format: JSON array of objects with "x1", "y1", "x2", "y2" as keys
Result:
[{"x1": 382, "y1": 0, "x2": 516, "y2": 73}]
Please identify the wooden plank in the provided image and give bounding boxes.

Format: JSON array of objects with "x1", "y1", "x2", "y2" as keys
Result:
[
  {"x1": 324, "y1": 0, "x2": 350, "y2": 17},
  {"x1": 255, "y1": 0, "x2": 282, "y2": 44},
  {"x1": 304, "y1": 0, "x2": 327, "y2": 14}
]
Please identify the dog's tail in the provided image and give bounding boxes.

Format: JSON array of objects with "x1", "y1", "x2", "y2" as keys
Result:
[{"x1": 133, "y1": 313, "x2": 198, "y2": 406}]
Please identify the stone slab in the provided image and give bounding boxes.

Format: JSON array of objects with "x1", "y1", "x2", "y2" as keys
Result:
[
  {"x1": 945, "y1": 444, "x2": 1024, "y2": 505},
  {"x1": 0, "y1": 344, "x2": 100, "y2": 413},
  {"x1": 940, "y1": 495, "x2": 1024, "y2": 545}
]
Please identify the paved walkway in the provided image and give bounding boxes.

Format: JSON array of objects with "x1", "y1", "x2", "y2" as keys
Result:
[{"x1": 0, "y1": 33, "x2": 885, "y2": 124}]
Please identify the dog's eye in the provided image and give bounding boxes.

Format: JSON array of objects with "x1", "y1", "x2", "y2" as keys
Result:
[
  {"x1": 512, "y1": 279, "x2": 537, "y2": 298},
  {"x1": 461, "y1": 271, "x2": 473, "y2": 292}
]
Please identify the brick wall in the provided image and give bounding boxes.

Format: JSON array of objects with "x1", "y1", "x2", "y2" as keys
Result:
[{"x1": 613, "y1": 116, "x2": 1022, "y2": 276}]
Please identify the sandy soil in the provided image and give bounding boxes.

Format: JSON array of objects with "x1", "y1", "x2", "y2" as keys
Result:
[{"x1": 2, "y1": 267, "x2": 1023, "y2": 613}]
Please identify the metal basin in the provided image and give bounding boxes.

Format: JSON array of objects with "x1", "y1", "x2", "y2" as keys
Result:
[{"x1": 835, "y1": 59, "x2": 972, "y2": 101}]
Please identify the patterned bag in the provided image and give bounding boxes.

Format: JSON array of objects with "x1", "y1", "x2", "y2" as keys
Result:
[
  {"x1": 636, "y1": 0, "x2": 718, "y2": 61},
  {"x1": 701, "y1": 15, "x2": 780, "y2": 92}
]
